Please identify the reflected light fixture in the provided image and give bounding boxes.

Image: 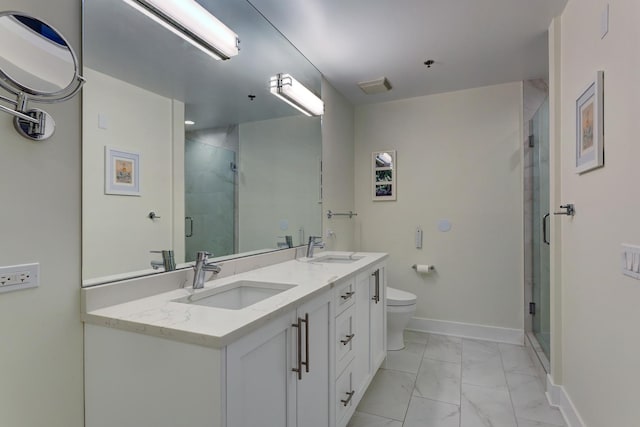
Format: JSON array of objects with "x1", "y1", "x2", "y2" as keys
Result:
[
  {"x1": 122, "y1": 0, "x2": 239, "y2": 60},
  {"x1": 184, "y1": 120, "x2": 195, "y2": 125},
  {"x1": 270, "y1": 73, "x2": 324, "y2": 117}
]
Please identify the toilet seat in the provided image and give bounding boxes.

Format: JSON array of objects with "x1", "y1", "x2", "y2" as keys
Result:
[{"x1": 386, "y1": 287, "x2": 417, "y2": 307}]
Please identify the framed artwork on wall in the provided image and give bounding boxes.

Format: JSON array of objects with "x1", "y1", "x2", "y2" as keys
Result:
[
  {"x1": 372, "y1": 150, "x2": 396, "y2": 201},
  {"x1": 575, "y1": 70, "x2": 604, "y2": 174},
  {"x1": 105, "y1": 146, "x2": 140, "y2": 196}
]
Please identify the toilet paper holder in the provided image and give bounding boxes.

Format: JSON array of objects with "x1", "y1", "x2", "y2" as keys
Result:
[{"x1": 411, "y1": 264, "x2": 435, "y2": 272}]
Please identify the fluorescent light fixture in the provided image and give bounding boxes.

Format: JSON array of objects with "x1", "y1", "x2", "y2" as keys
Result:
[
  {"x1": 122, "y1": 0, "x2": 238, "y2": 60},
  {"x1": 184, "y1": 120, "x2": 195, "y2": 125},
  {"x1": 270, "y1": 73, "x2": 324, "y2": 117}
]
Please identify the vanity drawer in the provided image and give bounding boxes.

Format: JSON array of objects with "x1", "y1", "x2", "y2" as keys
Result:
[
  {"x1": 335, "y1": 304, "x2": 356, "y2": 374},
  {"x1": 336, "y1": 361, "x2": 355, "y2": 427},
  {"x1": 334, "y1": 279, "x2": 355, "y2": 314}
]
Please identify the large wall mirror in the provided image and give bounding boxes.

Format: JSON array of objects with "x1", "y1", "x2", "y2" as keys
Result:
[{"x1": 82, "y1": 0, "x2": 322, "y2": 284}]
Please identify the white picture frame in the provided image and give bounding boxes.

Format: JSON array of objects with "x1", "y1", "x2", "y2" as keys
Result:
[
  {"x1": 105, "y1": 146, "x2": 141, "y2": 196},
  {"x1": 575, "y1": 71, "x2": 604, "y2": 174},
  {"x1": 372, "y1": 150, "x2": 396, "y2": 201}
]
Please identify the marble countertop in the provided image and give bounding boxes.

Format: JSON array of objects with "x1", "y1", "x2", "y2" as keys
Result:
[{"x1": 82, "y1": 251, "x2": 387, "y2": 348}]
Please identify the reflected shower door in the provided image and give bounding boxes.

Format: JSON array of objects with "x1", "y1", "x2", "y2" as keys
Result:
[
  {"x1": 185, "y1": 139, "x2": 236, "y2": 262},
  {"x1": 531, "y1": 98, "x2": 550, "y2": 358}
]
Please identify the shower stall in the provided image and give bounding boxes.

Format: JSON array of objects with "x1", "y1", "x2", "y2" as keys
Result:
[
  {"x1": 184, "y1": 137, "x2": 237, "y2": 262},
  {"x1": 524, "y1": 80, "x2": 550, "y2": 370},
  {"x1": 531, "y1": 97, "x2": 550, "y2": 358}
]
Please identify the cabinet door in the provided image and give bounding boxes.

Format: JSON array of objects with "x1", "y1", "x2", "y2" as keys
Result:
[
  {"x1": 370, "y1": 266, "x2": 386, "y2": 370},
  {"x1": 295, "y1": 291, "x2": 332, "y2": 427},
  {"x1": 227, "y1": 311, "x2": 296, "y2": 427},
  {"x1": 353, "y1": 271, "x2": 371, "y2": 394}
]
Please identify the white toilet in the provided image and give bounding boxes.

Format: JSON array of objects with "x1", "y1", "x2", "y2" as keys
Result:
[{"x1": 386, "y1": 287, "x2": 417, "y2": 350}]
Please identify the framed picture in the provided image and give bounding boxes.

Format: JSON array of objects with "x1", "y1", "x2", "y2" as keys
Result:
[
  {"x1": 575, "y1": 71, "x2": 604, "y2": 174},
  {"x1": 372, "y1": 150, "x2": 396, "y2": 201},
  {"x1": 105, "y1": 146, "x2": 140, "y2": 196}
]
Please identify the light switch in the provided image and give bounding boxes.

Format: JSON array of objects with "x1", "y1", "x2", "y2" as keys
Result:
[
  {"x1": 98, "y1": 113, "x2": 109, "y2": 129},
  {"x1": 621, "y1": 244, "x2": 640, "y2": 279}
]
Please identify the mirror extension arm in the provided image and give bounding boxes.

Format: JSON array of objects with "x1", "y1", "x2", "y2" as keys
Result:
[{"x1": 0, "y1": 99, "x2": 39, "y2": 124}]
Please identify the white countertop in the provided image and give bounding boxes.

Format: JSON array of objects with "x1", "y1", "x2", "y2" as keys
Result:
[{"x1": 82, "y1": 252, "x2": 387, "y2": 348}]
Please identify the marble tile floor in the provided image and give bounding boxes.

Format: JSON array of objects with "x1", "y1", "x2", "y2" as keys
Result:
[{"x1": 348, "y1": 331, "x2": 565, "y2": 427}]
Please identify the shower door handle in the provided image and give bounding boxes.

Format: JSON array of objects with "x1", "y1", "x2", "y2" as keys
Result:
[
  {"x1": 542, "y1": 213, "x2": 550, "y2": 245},
  {"x1": 186, "y1": 217, "x2": 193, "y2": 238}
]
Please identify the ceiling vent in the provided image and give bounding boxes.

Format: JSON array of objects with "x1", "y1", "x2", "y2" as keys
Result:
[{"x1": 358, "y1": 77, "x2": 392, "y2": 94}]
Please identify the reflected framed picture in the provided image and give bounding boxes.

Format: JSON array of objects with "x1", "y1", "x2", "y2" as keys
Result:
[
  {"x1": 575, "y1": 71, "x2": 604, "y2": 174},
  {"x1": 372, "y1": 150, "x2": 396, "y2": 201},
  {"x1": 105, "y1": 146, "x2": 140, "y2": 196}
]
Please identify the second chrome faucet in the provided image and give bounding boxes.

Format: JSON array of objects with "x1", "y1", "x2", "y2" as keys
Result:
[
  {"x1": 193, "y1": 251, "x2": 222, "y2": 289},
  {"x1": 306, "y1": 236, "x2": 325, "y2": 258}
]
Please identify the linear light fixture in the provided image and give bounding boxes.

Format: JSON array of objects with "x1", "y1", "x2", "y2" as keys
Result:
[
  {"x1": 122, "y1": 0, "x2": 239, "y2": 60},
  {"x1": 270, "y1": 73, "x2": 324, "y2": 117}
]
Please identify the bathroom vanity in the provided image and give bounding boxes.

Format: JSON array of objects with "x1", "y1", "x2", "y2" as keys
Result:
[{"x1": 82, "y1": 251, "x2": 387, "y2": 427}]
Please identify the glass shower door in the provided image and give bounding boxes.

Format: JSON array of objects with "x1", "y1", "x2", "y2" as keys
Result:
[
  {"x1": 531, "y1": 98, "x2": 550, "y2": 358},
  {"x1": 185, "y1": 139, "x2": 236, "y2": 262}
]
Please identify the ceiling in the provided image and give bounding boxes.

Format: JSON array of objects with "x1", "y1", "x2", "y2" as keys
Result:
[{"x1": 248, "y1": 0, "x2": 568, "y2": 105}]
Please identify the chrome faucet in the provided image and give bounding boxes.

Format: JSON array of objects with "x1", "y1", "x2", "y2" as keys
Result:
[
  {"x1": 192, "y1": 251, "x2": 222, "y2": 289},
  {"x1": 306, "y1": 236, "x2": 325, "y2": 258},
  {"x1": 150, "y1": 250, "x2": 176, "y2": 271}
]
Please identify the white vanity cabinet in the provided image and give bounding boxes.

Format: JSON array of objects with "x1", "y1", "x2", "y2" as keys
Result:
[
  {"x1": 85, "y1": 290, "x2": 333, "y2": 427},
  {"x1": 335, "y1": 263, "x2": 387, "y2": 427},
  {"x1": 369, "y1": 265, "x2": 386, "y2": 370},
  {"x1": 83, "y1": 255, "x2": 387, "y2": 427},
  {"x1": 226, "y1": 290, "x2": 332, "y2": 427}
]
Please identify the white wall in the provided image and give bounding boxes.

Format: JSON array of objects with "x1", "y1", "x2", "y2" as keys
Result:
[
  {"x1": 238, "y1": 115, "x2": 322, "y2": 250},
  {"x1": 355, "y1": 83, "x2": 524, "y2": 330},
  {"x1": 321, "y1": 78, "x2": 356, "y2": 251},
  {"x1": 556, "y1": 0, "x2": 640, "y2": 424},
  {"x1": 0, "y1": 1, "x2": 84, "y2": 426},
  {"x1": 548, "y1": 16, "x2": 564, "y2": 383},
  {"x1": 82, "y1": 68, "x2": 184, "y2": 280}
]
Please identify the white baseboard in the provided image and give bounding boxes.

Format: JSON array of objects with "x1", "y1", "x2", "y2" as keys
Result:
[
  {"x1": 546, "y1": 375, "x2": 585, "y2": 427},
  {"x1": 407, "y1": 316, "x2": 524, "y2": 345}
]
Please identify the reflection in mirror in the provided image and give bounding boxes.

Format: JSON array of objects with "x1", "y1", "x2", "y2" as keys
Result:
[
  {"x1": 82, "y1": 0, "x2": 322, "y2": 283},
  {"x1": 0, "y1": 13, "x2": 76, "y2": 94}
]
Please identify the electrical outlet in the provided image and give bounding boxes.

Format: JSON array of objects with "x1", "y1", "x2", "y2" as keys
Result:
[{"x1": 0, "y1": 263, "x2": 39, "y2": 293}]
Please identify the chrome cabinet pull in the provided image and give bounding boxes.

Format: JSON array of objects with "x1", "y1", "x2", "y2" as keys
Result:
[
  {"x1": 292, "y1": 314, "x2": 309, "y2": 380},
  {"x1": 291, "y1": 318, "x2": 302, "y2": 380},
  {"x1": 341, "y1": 390, "x2": 355, "y2": 406},
  {"x1": 340, "y1": 334, "x2": 355, "y2": 345},
  {"x1": 371, "y1": 269, "x2": 380, "y2": 303},
  {"x1": 302, "y1": 313, "x2": 309, "y2": 373},
  {"x1": 340, "y1": 291, "x2": 355, "y2": 300}
]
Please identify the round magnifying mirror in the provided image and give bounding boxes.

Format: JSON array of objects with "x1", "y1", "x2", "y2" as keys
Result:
[{"x1": 0, "y1": 12, "x2": 78, "y2": 97}]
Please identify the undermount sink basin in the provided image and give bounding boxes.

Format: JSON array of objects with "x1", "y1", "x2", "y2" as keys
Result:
[
  {"x1": 174, "y1": 280, "x2": 296, "y2": 310},
  {"x1": 311, "y1": 255, "x2": 364, "y2": 264}
]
